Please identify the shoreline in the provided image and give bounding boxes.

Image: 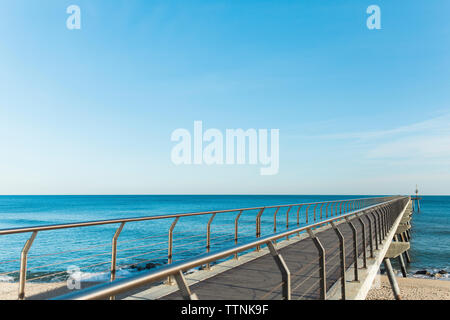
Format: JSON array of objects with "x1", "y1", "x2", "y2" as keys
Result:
[{"x1": 366, "y1": 275, "x2": 450, "y2": 300}]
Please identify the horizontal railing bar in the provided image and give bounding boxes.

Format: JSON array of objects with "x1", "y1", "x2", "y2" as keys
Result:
[
  {"x1": 54, "y1": 197, "x2": 405, "y2": 300},
  {"x1": 0, "y1": 196, "x2": 393, "y2": 236}
]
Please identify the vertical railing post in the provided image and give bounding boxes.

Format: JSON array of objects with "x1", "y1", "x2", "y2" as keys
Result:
[
  {"x1": 373, "y1": 209, "x2": 381, "y2": 245},
  {"x1": 380, "y1": 207, "x2": 385, "y2": 240},
  {"x1": 320, "y1": 203, "x2": 324, "y2": 220},
  {"x1": 345, "y1": 217, "x2": 359, "y2": 282},
  {"x1": 366, "y1": 213, "x2": 374, "y2": 258},
  {"x1": 376, "y1": 209, "x2": 383, "y2": 244},
  {"x1": 285, "y1": 206, "x2": 292, "y2": 240},
  {"x1": 206, "y1": 213, "x2": 217, "y2": 269},
  {"x1": 307, "y1": 228, "x2": 326, "y2": 300},
  {"x1": 18, "y1": 231, "x2": 38, "y2": 300},
  {"x1": 356, "y1": 214, "x2": 367, "y2": 269},
  {"x1": 110, "y1": 222, "x2": 126, "y2": 300},
  {"x1": 385, "y1": 206, "x2": 391, "y2": 235},
  {"x1": 379, "y1": 207, "x2": 385, "y2": 238},
  {"x1": 273, "y1": 208, "x2": 280, "y2": 233},
  {"x1": 370, "y1": 211, "x2": 379, "y2": 250},
  {"x1": 305, "y1": 205, "x2": 310, "y2": 224},
  {"x1": 325, "y1": 203, "x2": 329, "y2": 218},
  {"x1": 385, "y1": 205, "x2": 390, "y2": 235},
  {"x1": 296, "y1": 205, "x2": 302, "y2": 237},
  {"x1": 296, "y1": 205, "x2": 302, "y2": 227},
  {"x1": 330, "y1": 222, "x2": 345, "y2": 300},
  {"x1": 234, "y1": 211, "x2": 243, "y2": 259},
  {"x1": 110, "y1": 222, "x2": 125, "y2": 281},
  {"x1": 267, "y1": 241, "x2": 291, "y2": 300},
  {"x1": 273, "y1": 207, "x2": 280, "y2": 244},
  {"x1": 256, "y1": 208, "x2": 265, "y2": 251},
  {"x1": 167, "y1": 217, "x2": 180, "y2": 285}
]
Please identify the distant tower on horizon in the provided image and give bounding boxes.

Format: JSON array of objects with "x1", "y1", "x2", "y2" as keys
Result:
[{"x1": 413, "y1": 184, "x2": 421, "y2": 212}]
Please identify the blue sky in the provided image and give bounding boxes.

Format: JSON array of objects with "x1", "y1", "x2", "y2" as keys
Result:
[{"x1": 0, "y1": 0, "x2": 449, "y2": 195}]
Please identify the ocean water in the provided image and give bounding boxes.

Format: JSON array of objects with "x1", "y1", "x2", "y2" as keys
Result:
[
  {"x1": 403, "y1": 196, "x2": 450, "y2": 277},
  {"x1": 0, "y1": 195, "x2": 448, "y2": 283}
]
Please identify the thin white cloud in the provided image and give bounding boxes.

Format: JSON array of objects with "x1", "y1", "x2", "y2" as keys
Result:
[
  {"x1": 367, "y1": 135, "x2": 450, "y2": 160},
  {"x1": 312, "y1": 113, "x2": 450, "y2": 141},
  {"x1": 296, "y1": 113, "x2": 450, "y2": 162}
]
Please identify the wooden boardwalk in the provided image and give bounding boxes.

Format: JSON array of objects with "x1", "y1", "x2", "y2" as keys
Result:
[{"x1": 159, "y1": 213, "x2": 373, "y2": 300}]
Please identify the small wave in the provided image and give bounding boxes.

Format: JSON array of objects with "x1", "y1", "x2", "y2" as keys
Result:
[
  {"x1": 409, "y1": 272, "x2": 450, "y2": 281},
  {"x1": 0, "y1": 275, "x2": 14, "y2": 283},
  {"x1": 411, "y1": 274, "x2": 450, "y2": 281},
  {"x1": 77, "y1": 269, "x2": 138, "y2": 283},
  {"x1": 71, "y1": 266, "x2": 199, "y2": 284},
  {"x1": 0, "y1": 218, "x2": 52, "y2": 225},
  {"x1": 409, "y1": 267, "x2": 450, "y2": 281}
]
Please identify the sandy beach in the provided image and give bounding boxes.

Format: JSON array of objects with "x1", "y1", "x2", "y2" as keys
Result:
[
  {"x1": 0, "y1": 281, "x2": 102, "y2": 300},
  {"x1": 367, "y1": 275, "x2": 450, "y2": 300}
]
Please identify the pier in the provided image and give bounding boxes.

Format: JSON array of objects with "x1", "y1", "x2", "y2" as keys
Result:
[{"x1": 0, "y1": 196, "x2": 414, "y2": 300}]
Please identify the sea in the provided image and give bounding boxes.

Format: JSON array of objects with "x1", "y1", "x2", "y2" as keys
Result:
[{"x1": 0, "y1": 195, "x2": 448, "y2": 283}]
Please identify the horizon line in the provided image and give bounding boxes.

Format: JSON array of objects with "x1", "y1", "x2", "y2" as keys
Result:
[{"x1": 0, "y1": 193, "x2": 445, "y2": 196}]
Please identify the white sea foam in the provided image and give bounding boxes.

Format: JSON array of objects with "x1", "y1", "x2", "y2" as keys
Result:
[
  {"x1": 0, "y1": 275, "x2": 14, "y2": 283},
  {"x1": 76, "y1": 268, "x2": 137, "y2": 283},
  {"x1": 410, "y1": 272, "x2": 450, "y2": 281},
  {"x1": 74, "y1": 266, "x2": 198, "y2": 284}
]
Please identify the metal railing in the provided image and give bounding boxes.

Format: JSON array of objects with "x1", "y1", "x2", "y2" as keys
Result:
[
  {"x1": 0, "y1": 196, "x2": 395, "y2": 300},
  {"x1": 53, "y1": 196, "x2": 409, "y2": 300}
]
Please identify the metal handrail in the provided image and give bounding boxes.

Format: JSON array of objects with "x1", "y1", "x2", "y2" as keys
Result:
[{"x1": 54, "y1": 196, "x2": 408, "y2": 300}]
